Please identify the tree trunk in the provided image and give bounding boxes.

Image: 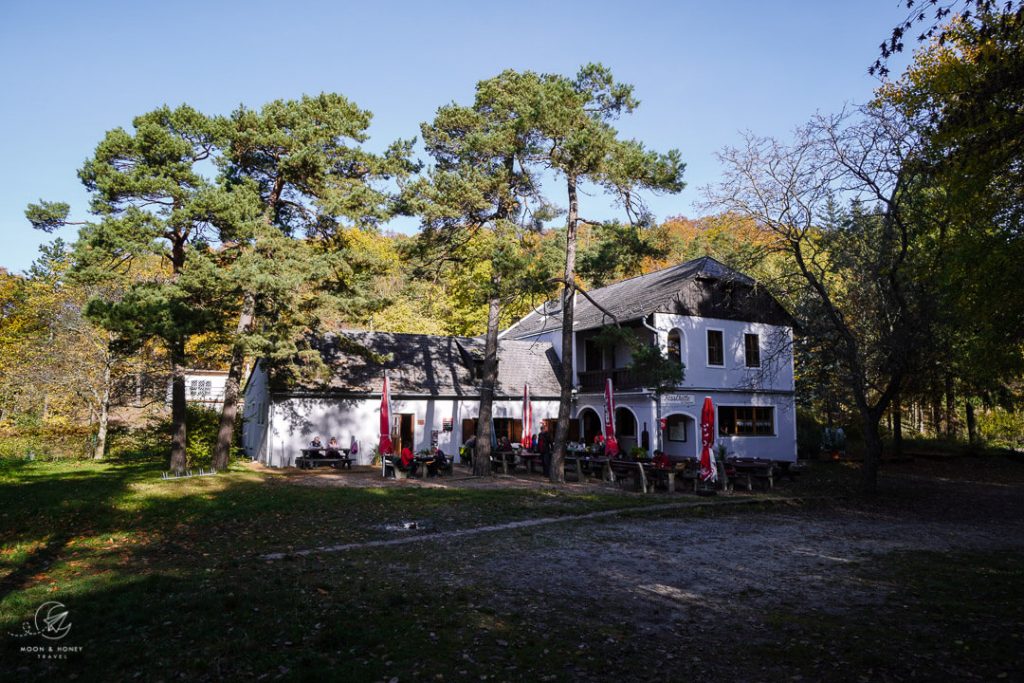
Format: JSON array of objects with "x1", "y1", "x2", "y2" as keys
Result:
[
  {"x1": 94, "y1": 358, "x2": 112, "y2": 460},
  {"x1": 892, "y1": 394, "x2": 903, "y2": 458},
  {"x1": 860, "y1": 409, "x2": 883, "y2": 494},
  {"x1": 930, "y1": 394, "x2": 942, "y2": 437},
  {"x1": 169, "y1": 342, "x2": 188, "y2": 474},
  {"x1": 551, "y1": 175, "x2": 580, "y2": 484},
  {"x1": 944, "y1": 372, "x2": 958, "y2": 439},
  {"x1": 213, "y1": 294, "x2": 254, "y2": 471},
  {"x1": 474, "y1": 283, "x2": 501, "y2": 476},
  {"x1": 965, "y1": 400, "x2": 977, "y2": 446}
]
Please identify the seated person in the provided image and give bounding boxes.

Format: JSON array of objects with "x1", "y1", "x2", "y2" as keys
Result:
[
  {"x1": 652, "y1": 449, "x2": 671, "y2": 469},
  {"x1": 399, "y1": 446, "x2": 417, "y2": 474},
  {"x1": 325, "y1": 437, "x2": 341, "y2": 458},
  {"x1": 497, "y1": 435, "x2": 512, "y2": 451},
  {"x1": 309, "y1": 436, "x2": 323, "y2": 450},
  {"x1": 426, "y1": 448, "x2": 449, "y2": 476}
]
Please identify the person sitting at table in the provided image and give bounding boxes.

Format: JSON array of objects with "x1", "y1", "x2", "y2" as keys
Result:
[
  {"x1": 592, "y1": 434, "x2": 605, "y2": 456},
  {"x1": 349, "y1": 435, "x2": 359, "y2": 460},
  {"x1": 426, "y1": 448, "x2": 448, "y2": 476},
  {"x1": 325, "y1": 437, "x2": 341, "y2": 458},
  {"x1": 399, "y1": 445, "x2": 417, "y2": 475},
  {"x1": 309, "y1": 436, "x2": 323, "y2": 449},
  {"x1": 652, "y1": 449, "x2": 670, "y2": 469},
  {"x1": 497, "y1": 435, "x2": 511, "y2": 451}
]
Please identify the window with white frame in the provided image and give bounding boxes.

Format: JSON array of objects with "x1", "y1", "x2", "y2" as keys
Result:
[
  {"x1": 707, "y1": 330, "x2": 724, "y2": 366},
  {"x1": 744, "y1": 333, "x2": 760, "y2": 368}
]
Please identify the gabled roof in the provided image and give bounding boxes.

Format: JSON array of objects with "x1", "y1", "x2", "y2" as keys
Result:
[
  {"x1": 504, "y1": 256, "x2": 794, "y2": 339},
  {"x1": 278, "y1": 331, "x2": 562, "y2": 398}
]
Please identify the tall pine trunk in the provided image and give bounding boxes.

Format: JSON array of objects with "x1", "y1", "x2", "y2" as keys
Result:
[
  {"x1": 474, "y1": 283, "x2": 501, "y2": 476},
  {"x1": 93, "y1": 357, "x2": 111, "y2": 460},
  {"x1": 212, "y1": 294, "x2": 253, "y2": 471},
  {"x1": 169, "y1": 340, "x2": 188, "y2": 474},
  {"x1": 551, "y1": 175, "x2": 580, "y2": 483}
]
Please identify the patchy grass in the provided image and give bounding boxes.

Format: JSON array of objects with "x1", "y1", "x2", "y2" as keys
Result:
[
  {"x1": 1, "y1": 456, "x2": 1022, "y2": 681},
  {"x1": 754, "y1": 550, "x2": 1024, "y2": 680},
  {"x1": 0, "y1": 457, "x2": 701, "y2": 680}
]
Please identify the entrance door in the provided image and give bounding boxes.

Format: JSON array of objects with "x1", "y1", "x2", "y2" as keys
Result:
[{"x1": 396, "y1": 413, "x2": 415, "y2": 453}]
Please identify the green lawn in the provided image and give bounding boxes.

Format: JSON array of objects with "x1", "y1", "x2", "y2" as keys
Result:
[
  {"x1": 1, "y1": 456, "x2": 1022, "y2": 681},
  {"x1": 0, "y1": 457, "x2": 691, "y2": 680}
]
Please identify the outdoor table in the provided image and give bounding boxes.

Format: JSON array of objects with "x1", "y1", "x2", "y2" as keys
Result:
[
  {"x1": 563, "y1": 455, "x2": 614, "y2": 483},
  {"x1": 517, "y1": 451, "x2": 543, "y2": 474},
  {"x1": 296, "y1": 447, "x2": 352, "y2": 469},
  {"x1": 607, "y1": 460, "x2": 677, "y2": 493},
  {"x1": 727, "y1": 457, "x2": 774, "y2": 491},
  {"x1": 491, "y1": 449, "x2": 517, "y2": 475}
]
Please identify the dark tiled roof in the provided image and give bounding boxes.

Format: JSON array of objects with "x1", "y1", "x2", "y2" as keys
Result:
[
  {"x1": 504, "y1": 256, "x2": 793, "y2": 339},
  {"x1": 281, "y1": 331, "x2": 562, "y2": 398}
]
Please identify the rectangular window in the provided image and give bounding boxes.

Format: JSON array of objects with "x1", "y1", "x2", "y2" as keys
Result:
[
  {"x1": 744, "y1": 333, "x2": 760, "y2": 368},
  {"x1": 718, "y1": 406, "x2": 775, "y2": 436},
  {"x1": 707, "y1": 330, "x2": 724, "y2": 366},
  {"x1": 585, "y1": 340, "x2": 603, "y2": 371}
]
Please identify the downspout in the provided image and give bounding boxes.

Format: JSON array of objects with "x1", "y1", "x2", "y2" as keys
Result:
[{"x1": 641, "y1": 314, "x2": 663, "y2": 453}]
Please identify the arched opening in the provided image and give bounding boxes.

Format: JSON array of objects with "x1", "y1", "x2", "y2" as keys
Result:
[
  {"x1": 615, "y1": 407, "x2": 638, "y2": 452},
  {"x1": 578, "y1": 408, "x2": 602, "y2": 444},
  {"x1": 667, "y1": 328, "x2": 684, "y2": 367},
  {"x1": 662, "y1": 412, "x2": 697, "y2": 459}
]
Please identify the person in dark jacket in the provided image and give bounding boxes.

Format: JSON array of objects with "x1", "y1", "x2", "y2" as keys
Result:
[{"x1": 537, "y1": 424, "x2": 553, "y2": 476}]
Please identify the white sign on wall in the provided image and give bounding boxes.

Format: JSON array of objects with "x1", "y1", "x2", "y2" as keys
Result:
[{"x1": 662, "y1": 394, "x2": 695, "y2": 406}]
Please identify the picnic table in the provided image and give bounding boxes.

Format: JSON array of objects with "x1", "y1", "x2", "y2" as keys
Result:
[
  {"x1": 517, "y1": 451, "x2": 543, "y2": 474},
  {"x1": 296, "y1": 447, "x2": 352, "y2": 469},
  {"x1": 491, "y1": 449, "x2": 518, "y2": 475},
  {"x1": 727, "y1": 457, "x2": 774, "y2": 491},
  {"x1": 564, "y1": 454, "x2": 614, "y2": 483},
  {"x1": 382, "y1": 453, "x2": 453, "y2": 478}
]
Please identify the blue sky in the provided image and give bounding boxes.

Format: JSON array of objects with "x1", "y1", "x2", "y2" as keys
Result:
[{"x1": 0, "y1": 0, "x2": 911, "y2": 274}]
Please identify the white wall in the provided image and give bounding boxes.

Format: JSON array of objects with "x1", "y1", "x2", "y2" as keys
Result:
[
  {"x1": 657, "y1": 390, "x2": 797, "y2": 462},
  {"x1": 241, "y1": 363, "x2": 270, "y2": 461},
  {"x1": 165, "y1": 370, "x2": 230, "y2": 406},
  {"x1": 573, "y1": 388, "x2": 796, "y2": 462},
  {"x1": 653, "y1": 313, "x2": 794, "y2": 393},
  {"x1": 260, "y1": 395, "x2": 561, "y2": 468}
]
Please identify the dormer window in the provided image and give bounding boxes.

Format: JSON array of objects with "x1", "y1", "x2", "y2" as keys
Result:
[
  {"x1": 667, "y1": 329, "x2": 682, "y2": 365},
  {"x1": 707, "y1": 330, "x2": 724, "y2": 366}
]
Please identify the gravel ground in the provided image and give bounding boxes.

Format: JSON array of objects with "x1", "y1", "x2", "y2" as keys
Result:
[{"x1": 389, "y1": 471, "x2": 1024, "y2": 681}]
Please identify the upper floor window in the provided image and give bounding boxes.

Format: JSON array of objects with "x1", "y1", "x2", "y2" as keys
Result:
[
  {"x1": 744, "y1": 333, "x2": 760, "y2": 368},
  {"x1": 667, "y1": 329, "x2": 682, "y2": 365},
  {"x1": 585, "y1": 339, "x2": 603, "y2": 371},
  {"x1": 707, "y1": 330, "x2": 724, "y2": 366}
]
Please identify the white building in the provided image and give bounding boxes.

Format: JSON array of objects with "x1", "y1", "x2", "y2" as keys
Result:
[
  {"x1": 166, "y1": 369, "x2": 230, "y2": 408},
  {"x1": 243, "y1": 256, "x2": 797, "y2": 467}
]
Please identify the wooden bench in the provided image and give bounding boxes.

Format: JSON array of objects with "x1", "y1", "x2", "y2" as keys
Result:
[
  {"x1": 729, "y1": 460, "x2": 774, "y2": 491},
  {"x1": 382, "y1": 456, "x2": 415, "y2": 479},
  {"x1": 295, "y1": 456, "x2": 353, "y2": 470}
]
